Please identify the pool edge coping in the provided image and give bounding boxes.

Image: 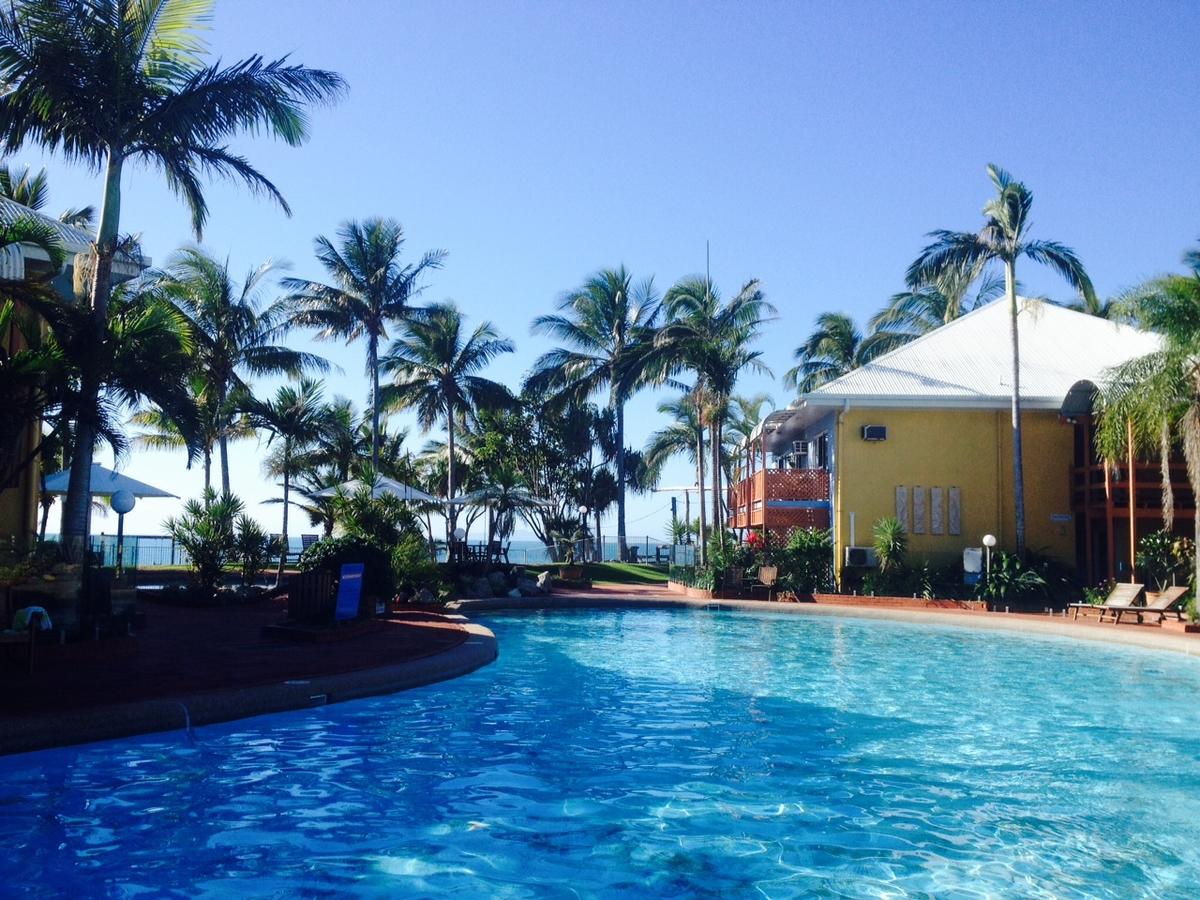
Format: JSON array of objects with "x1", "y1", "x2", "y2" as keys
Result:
[
  {"x1": 451, "y1": 595, "x2": 1200, "y2": 658},
  {"x1": 0, "y1": 623, "x2": 498, "y2": 758}
]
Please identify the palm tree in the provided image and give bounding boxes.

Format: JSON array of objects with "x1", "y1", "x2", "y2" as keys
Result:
[
  {"x1": 286, "y1": 218, "x2": 445, "y2": 469},
  {"x1": 649, "y1": 276, "x2": 774, "y2": 557},
  {"x1": 867, "y1": 264, "x2": 1005, "y2": 355},
  {"x1": 0, "y1": 0, "x2": 345, "y2": 557},
  {"x1": 1095, "y1": 244, "x2": 1200, "y2": 589},
  {"x1": 784, "y1": 312, "x2": 874, "y2": 392},
  {"x1": 241, "y1": 377, "x2": 328, "y2": 585},
  {"x1": 0, "y1": 161, "x2": 94, "y2": 227},
  {"x1": 160, "y1": 247, "x2": 326, "y2": 493},
  {"x1": 908, "y1": 164, "x2": 1095, "y2": 556},
  {"x1": 129, "y1": 376, "x2": 220, "y2": 490},
  {"x1": 529, "y1": 266, "x2": 660, "y2": 561},
  {"x1": 380, "y1": 302, "x2": 513, "y2": 537}
]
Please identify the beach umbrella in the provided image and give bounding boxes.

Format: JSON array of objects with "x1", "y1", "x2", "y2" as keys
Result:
[{"x1": 310, "y1": 476, "x2": 436, "y2": 504}]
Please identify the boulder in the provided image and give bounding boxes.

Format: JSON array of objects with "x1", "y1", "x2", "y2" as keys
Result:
[
  {"x1": 473, "y1": 577, "x2": 495, "y2": 598},
  {"x1": 536, "y1": 571, "x2": 552, "y2": 592},
  {"x1": 414, "y1": 587, "x2": 437, "y2": 605},
  {"x1": 506, "y1": 587, "x2": 522, "y2": 599},
  {"x1": 487, "y1": 571, "x2": 509, "y2": 589},
  {"x1": 516, "y1": 578, "x2": 540, "y2": 597}
]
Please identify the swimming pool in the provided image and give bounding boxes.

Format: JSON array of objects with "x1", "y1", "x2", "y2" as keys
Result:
[{"x1": 2, "y1": 609, "x2": 1198, "y2": 896}]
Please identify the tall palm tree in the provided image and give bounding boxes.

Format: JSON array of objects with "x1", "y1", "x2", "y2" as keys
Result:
[
  {"x1": 908, "y1": 164, "x2": 1095, "y2": 556},
  {"x1": 867, "y1": 264, "x2": 1005, "y2": 355},
  {"x1": 160, "y1": 247, "x2": 326, "y2": 493},
  {"x1": 1095, "y1": 245, "x2": 1200, "y2": 589},
  {"x1": 529, "y1": 266, "x2": 660, "y2": 561},
  {"x1": 0, "y1": 161, "x2": 94, "y2": 227},
  {"x1": 0, "y1": 0, "x2": 345, "y2": 557},
  {"x1": 380, "y1": 302, "x2": 513, "y2": 536},
  {"x1": 286, "y1": 218, "x2": 445, "y2": 469},
  {"x1": 648, "y1": 276, "x2": 774, "y2": 557},
  {"x1": 240, "y1": 377, "x2": 328, "y2": 585},
  {"x1": 785, "y1": 312, "x2": 874, "y2": 392}
]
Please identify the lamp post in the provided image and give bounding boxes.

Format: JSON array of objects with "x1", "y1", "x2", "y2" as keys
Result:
[
  {"x1": 111, "y1": 489, "x2": 136, "y2": 581},
  {"x1": 982, "y1": 533, "x2": 997, "y2": 579},
  {"x1": 452, "y1": 526, "x2": 466, "y2": 564}
]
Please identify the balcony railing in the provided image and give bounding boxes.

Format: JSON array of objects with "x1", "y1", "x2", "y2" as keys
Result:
[{"x1": 727, "y1": 468, "x2": 831, "y2": 530}]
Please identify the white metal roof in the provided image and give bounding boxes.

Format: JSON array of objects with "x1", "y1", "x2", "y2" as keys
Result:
[
  {"x1": 797, "y1": 297, "x2": 1161, "y2": 411},
  {"x1": 0, "y1": 196, "x2": 145, "y2": 280}
]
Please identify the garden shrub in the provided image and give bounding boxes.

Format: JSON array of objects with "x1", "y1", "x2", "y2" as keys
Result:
[
  {"x1": 973, "y1": 550, "x2": 1048, "y2": 605},
  {"x1": 163, "y1": 490, "x2": 242, "y2": 597},
  {"x1": 668, "y1": 564, "x2": 716, "y2": 591},
  {"x1": 299, "y1": 534, "x2": 395, "y2": 602},
  {"x1": 774, "y1": 528, "x2": 834, "y2": 594},
  {"x1": 392, "y1": 532, "x2": 439, "y2": 591},
  {"x1": 233, "y1": 514, "x2": 274, "y2": 586}
]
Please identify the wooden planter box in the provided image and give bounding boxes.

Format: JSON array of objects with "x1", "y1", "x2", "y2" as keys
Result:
[
  {"x1": 1161, "y1": 620, "x2": 1200, "y2": 634},
  {"x1": 667, "y1": 580, "x2": 717, "y2": 599}
]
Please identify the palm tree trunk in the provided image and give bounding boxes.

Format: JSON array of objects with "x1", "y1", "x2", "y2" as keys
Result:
[
  {"x1": 276, "y1": 453, "x2": 290, "y2": 588},
  {"x1": 204, "y1": 448, "x2": 212, "y2": 494},
  {"x1": 61, "y1": 152, "x2": 123, "y2": 562},
  {"x1": 595, "y1": 510, "x2": 602, "y2": 563},
  {"x1": 370, "y1": 333, "x2": 380, "y2": 471},
  {"x1": 446, "y1": 401, "x2": 457, "y2": 538},
  {"x1": 696, "y1": 428, "x2": 707, "y2": 566},
  {"x1": 1005, "y1": 259, "x2": 1027, "y2": 557},
  {"x1": 219, "y1": 435, "x2": 231, "y2": 494},
  {"x1": 616, "y1": 401, "x2": 628, "y2": 561},
  {"x1": 39, "y1": 499, "x2": 51, "y2": 543},
  {"x1": 711, "y1": 421, "x2": 723, "y2": 554}
]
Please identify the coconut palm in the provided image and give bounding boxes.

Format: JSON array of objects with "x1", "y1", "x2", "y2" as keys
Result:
[
  {"x1": 648, "y1": 276, "x2": 774, "y2": 557},
  {"x1": 867, "y1": 264, "x2": 1004, "y2": 355},
  {"x1": 159, "y1": 247, "x2": 326, "y2": 493},
  {"x1": 784, "y1": 312, "x2": 874, "y2": 392},
  {"x1": 240, "y1": 377, "x2": 329, "y2": 585},
  {"x1": 0, "y1": 161, "x2": 94, "y2": 227},
  {"x1": 529, "y1": 266, "x2": 660, "y2": 561},
  {"x1": 380, "y1": 302, "x2": 514, "y2": 537},
  {"x1": 1095, "y1": 244, "x2": 1200, "y2": 589},
  {"x1": 0, "y1": 0, "x2": 345, "y2": 556},
  {"x1": 908, "y1": 164, "x2": 1095, "y2": 556},
  {"x1": 285, "y1": 218, "x2": 445, "y2": 469}
]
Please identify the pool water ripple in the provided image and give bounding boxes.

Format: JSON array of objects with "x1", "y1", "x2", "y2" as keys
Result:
[{"x1": 2, "y1": 608, "x2": 1200, "y2": 897}]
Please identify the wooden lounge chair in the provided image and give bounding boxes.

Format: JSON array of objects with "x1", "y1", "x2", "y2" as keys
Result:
[
  {"x1": 1070, "y1": 582, "x2": 1144, "y2": 621},
  {"x1": 1, "y1": 609, "x2": 44, "y2": 675},
  {"x1": 1108, "y1": 585, "x2": 1189, "y2": 625}
]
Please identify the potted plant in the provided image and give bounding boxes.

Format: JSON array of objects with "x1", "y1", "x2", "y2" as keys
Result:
[{"x1": 555, "y1": 527, "x2": 586, "y2": 581}]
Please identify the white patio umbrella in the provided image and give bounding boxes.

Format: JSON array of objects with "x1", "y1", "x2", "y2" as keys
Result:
[
  {"x1": 310, "y1": 476, "x2": 437, "y2": 504},
  {"x1": 41, "y1": 462, "x2": 179, "y2": 499}
]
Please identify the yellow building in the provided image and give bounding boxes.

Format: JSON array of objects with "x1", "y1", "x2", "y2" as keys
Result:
[{"x1": 731, "y1": 299, "x2": 1162, "y2": 584}]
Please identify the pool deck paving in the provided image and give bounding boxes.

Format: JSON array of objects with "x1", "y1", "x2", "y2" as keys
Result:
[{"x1": 0, "y1": 596, "x2": 497, "y2": 757}]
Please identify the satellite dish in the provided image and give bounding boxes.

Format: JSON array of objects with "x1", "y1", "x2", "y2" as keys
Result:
[{"x1": 110, "y1": 490, "x2": 136, "y2": 515}]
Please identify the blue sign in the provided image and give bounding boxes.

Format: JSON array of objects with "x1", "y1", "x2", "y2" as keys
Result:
[{"x1": 334, "y1": 563, "x2": 364, "y2": 621}]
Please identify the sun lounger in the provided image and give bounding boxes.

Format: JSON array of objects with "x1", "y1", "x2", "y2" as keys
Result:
[
  {"x1": 1105, "y1": 585, "x2": 1189, "y2": 625},
  {"x1": 1070, "y1": 582, "x2": 1144, "y2": 620}
]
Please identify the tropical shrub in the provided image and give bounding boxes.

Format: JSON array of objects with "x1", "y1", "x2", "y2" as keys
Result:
[
  {"x1": 233, "y1": 514, "x2": 275, "y2": 587},
  {"x1": 164, "y1": 491, "x2": 242, "y2": 597},
  {"x1": 332, "y1": 485, "x2": 421, "y2": 546},
  {"x1": 872, "y1": 517, "x2": 907, "y2": 572},
  {"x1": 1137, "y1": 529, "x2": 1189, "y2": 591},
  {"x1": 775, "y1": 528, "x2": 835, "y2": 594},
  {"x1": 668, "y1": 564, "x2": 716, "y2": 591},
  {"x1": 706, "y1": 531, "x2": 753, "y2": 578},
  {"x1": 299, "y1": 535, "x2": 395, "y2": 602},
  {"x1": 392, "y1": 532, "x2": 440, "y2": 592},
  {"x1": 974, "y1": 550, "x2": 1048, "y2": 605}
]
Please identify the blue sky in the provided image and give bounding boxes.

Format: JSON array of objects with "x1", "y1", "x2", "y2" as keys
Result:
[{"x1": 26, "y1": 0, "x2": 1200, "y2": 539}]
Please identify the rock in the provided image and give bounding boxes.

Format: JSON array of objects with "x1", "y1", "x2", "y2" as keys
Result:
[
  {"x1": 516, "y1": 578, "x2": 540, "y2": 597},
  {"x1": 473, "y1": 577, "x2": 495, "y2": 598},
  {"x1": 506, "y1": 588, "x2": 522, "y2": 599},
  {"x1": 414, "y1": 587, "x2": 437, "y2": 605},
  {"x1": 536, "y1": 571, "x2": 552, "y2": 592},
  {"x1": 488, "y1": 571, "x2": 508, "y2": 589}
]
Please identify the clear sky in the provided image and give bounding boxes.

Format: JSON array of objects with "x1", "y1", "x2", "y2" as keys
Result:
[{"x1": 26, "y1": 0, "x2": 1200, "y2": 540}]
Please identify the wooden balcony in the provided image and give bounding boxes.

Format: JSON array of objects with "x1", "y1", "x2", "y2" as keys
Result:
[
  {"x1": 727, "y1": 468, "x2": 831, "y2": 531},
  {"x1": 1071, "y1": 462, "x2": 1195, "y2": 520}
]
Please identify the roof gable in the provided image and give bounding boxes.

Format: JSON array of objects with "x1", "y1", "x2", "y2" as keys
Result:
[{"x1": 800, "y1": 298, "x2": 1160, "y2": 409}]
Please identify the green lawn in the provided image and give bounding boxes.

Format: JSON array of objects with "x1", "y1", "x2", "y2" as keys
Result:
[{"x1": 565, "y1": 562, "x2": 670, "y2": 585}]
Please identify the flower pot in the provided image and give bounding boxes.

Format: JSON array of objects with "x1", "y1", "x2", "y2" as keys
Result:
[{"x1": 559, "y1": 565, "x2": 584, "y2": 581}]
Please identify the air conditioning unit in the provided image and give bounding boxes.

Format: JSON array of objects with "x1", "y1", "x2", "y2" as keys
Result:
[
  {"x1": 861, "y1": 425, "x2": 887, "y2": 442},
  {"x1": 844, "y1": 546, "x2": 879, "y2": 567}
]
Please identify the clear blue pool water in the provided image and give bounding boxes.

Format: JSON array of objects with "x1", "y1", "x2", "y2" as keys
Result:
[{"x1": 2, "y1": 609, "x2": 1200, "y2": 897}]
